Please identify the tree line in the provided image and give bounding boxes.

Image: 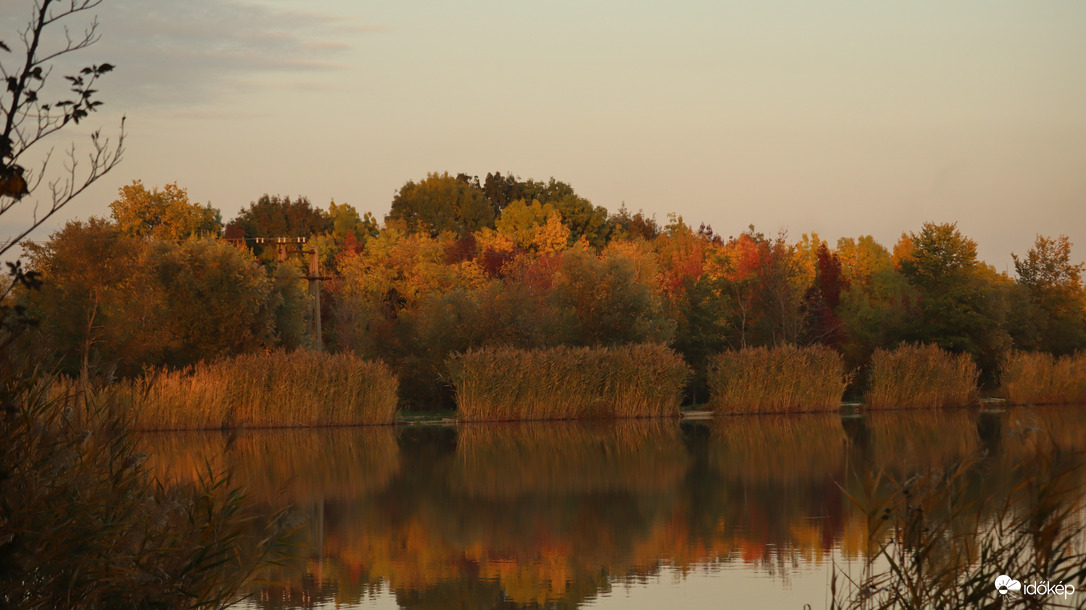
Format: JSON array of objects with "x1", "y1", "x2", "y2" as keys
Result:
[{"x1": 11, "y1": 172, "x2": 1086, "y2": 406}]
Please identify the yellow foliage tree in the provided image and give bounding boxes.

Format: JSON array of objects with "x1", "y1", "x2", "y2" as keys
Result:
[
  {"x1": 495, "y1": 199, "x2": 570, "y2": 254},
  {"x1": 110, "y1": 180, "x2": 222, "y2": 241}
]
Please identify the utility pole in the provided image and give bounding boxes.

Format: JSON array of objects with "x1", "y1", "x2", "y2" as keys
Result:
[
  {"x1": 226, "y1": 236, "x2": 327, "y2": 351},
  {"x1": 307, "y1": 247, "x2": 322, "y2": 349}
]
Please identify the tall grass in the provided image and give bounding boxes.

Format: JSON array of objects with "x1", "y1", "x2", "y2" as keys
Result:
[
  {"x1": 0, "y1": 369, "x2": 291, "y2": 607},
  {"x1": 865, "y1": 343, "x2": 978, "y2": 410},
  {"x1": 1001, "y1": 350, "x2": 1086, "y2": 405},
  {"x1": 831, "y1": 449, "x2": 1086, "y2": 609},
  {"x1": 706, "y1": 344, "x2": 848, "y2": 413},
  {"x1": 445, "y1": 344, "x2": 690, "y2": 421},
  {"x1": 104, "y1": 349, "x2": 398, "y2": 430}
]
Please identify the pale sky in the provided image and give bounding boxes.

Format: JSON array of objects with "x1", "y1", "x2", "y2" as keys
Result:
[{"x1": 3, "y1": 0, "x2": 1084, "y2": 270}]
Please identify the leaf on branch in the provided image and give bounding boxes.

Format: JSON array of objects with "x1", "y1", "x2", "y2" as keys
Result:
[
  {"x1": 81, "y1": 67, "x2": 93, "y2": 75},
  {"x1": 6, "y1": 77, "x2": 16, "y2": 92},
  {"x1": 0, "y1": 41, "x2": 10, "y2": 52},
  {"x1": 96, "y1": 63, "x2": 114, "y2": 73},
  {"x1": 30, "y1": 67, "x2": 43, "y2": 80},
  {"x1": 0, "y1": 165, "x2": 29, "y2": 200}
]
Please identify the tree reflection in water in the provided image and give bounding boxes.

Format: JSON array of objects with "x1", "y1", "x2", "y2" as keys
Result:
[{"x1": 143, "y1": 407, "x2": 1086, "y2": 609}]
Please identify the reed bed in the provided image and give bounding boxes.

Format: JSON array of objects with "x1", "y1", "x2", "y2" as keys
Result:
[
  {"x1": 445, "y1": 344, "x2": 690, "y2": 421},
  {"x1": 706, "y1": 345, "x2": 848, "y2": 413},
  {"x1": 105, "y1": 349, "x2": 398, "y2": 430},
  {"x1": 1000, "y1": 350, "x2": 1086, "y2": 405},
  {"x1": 864, "y1": 343, "x2": 978, "y2": 410}
]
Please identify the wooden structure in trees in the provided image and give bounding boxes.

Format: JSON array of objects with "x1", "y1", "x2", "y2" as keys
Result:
[{"x1": 223, "y1": 236, "x2": 330, "y2": 349}]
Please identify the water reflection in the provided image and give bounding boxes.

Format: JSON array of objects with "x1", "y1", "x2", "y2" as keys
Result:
[{"x1": 142, "y1": 407, "x2": 1086, "y2": 609}]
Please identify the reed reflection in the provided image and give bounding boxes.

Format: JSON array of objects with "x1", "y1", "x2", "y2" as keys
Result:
[
  {"x1": 143, "y1": 407, "x2": 1086, "y2": 609},
  {"x1": 141, "y1": 427, "x2": 401, "y2": 501}
]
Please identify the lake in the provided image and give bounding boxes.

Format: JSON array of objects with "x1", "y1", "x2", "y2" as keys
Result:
[{"x1": 142, "y1": 406, "x2": 1086, "y2": 609}]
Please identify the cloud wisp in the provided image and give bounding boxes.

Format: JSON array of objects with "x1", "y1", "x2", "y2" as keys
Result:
[{"x1": 89, "y1": 0, "x2": 381, "y2": 109}]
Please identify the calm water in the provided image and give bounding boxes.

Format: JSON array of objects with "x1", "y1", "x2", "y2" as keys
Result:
[{"x1": 143, "y1": 407, "x2": 1086, "y2": 609}]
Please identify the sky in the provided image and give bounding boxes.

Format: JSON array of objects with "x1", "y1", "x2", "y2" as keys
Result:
[{"x1": 2, "y1": 0, "x2": 1084, "y2": 270}]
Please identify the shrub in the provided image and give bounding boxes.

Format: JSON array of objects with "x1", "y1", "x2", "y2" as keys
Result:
[
  {"x1": 1001, "y1": 351, "x2": 1086, "y2": 405},
  {"x1": 865, "y1": 343, "x2": 978, "y2": 409},
  {"x1": 445, "y1": 344, "x2": 690, "y2": 421},
  {"x1": 104, "y1": 349, "x2": 399, "y2": 430},
  {"x1": 706, "y1": 344, "x2": 848, "y2": 413}
]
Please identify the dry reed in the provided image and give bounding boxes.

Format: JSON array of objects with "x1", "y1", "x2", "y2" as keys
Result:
[
  {"x1": 1000, "y1": 351, "x2": 1086, "y2": 405},
  {"x1": 865, "y1": 343, "x2": 978, "y2": 410},
  {"x1": 706, "y1": 344, "x2": 848, "y2": 413},
  {"x1": 445, "y1": 344, "x2": 690, "y2": 421},
  {"x1": 104, "y1": 349, "x2": 398, "y2": 430}
]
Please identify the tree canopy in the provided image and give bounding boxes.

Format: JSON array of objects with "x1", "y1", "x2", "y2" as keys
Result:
[
  {"x1": 226, "y1": 194, "x2": 331, "y2": 240},
  {"x1": 110, "y1": 180, "x2": 221, "y2": 240},
  {"x1": 386, "y1": 172, "x2": 494, "y2": 237}
]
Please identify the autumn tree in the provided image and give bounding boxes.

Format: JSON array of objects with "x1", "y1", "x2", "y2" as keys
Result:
[
  {"x1": 651, "y1": 222, "x2": 728, "y2": 402},
  {"x1": 23, "y1": 222, "x2": 303, "y2": 374},
  {"x1": 146, "y1": 239, "x2": 279, "y2": 366},
  {"x1": 517, "y1": 177, "x2": 610, "y2": 247},
  {"x1": 310, "y1": 200, "x2": 379, "y2": 272},
  {"x1": 609, "y1": 204, "x2": 660, "y2": 241},
  {"x1": 332, "y1": 226, "x2": 488, "y2": 405},
  {"x1": 327, "y1": 199, "x2": 378, "y2": 243},
  {"x1": 21, "y1": 217, "x2": 146, "y2": 376},
  {"x1": 836, "y1": 235, "x2": 894, "y2": 289},
  {"x1": 110, "y1": 180, "x2": 221, "y2": 240},
  {"x1": 549, "y1": 244, "x2": 673, "y2": 347},
  {"x1": 802, "y1": 243, "x2": 848, "y2": 347},
  {"x1": 894, "y1": 222, "x2": 1011, "y2": 377},
  {"x1": 493, "y1": 199, "x2": 570, "y2": 254},
  {"x1": 386, "y1": 172, "x2": 494, "y2": 237},
  {"x1": 1010, "y1": 234, "x2": 1086, "y2": 354},
  {"x1": 481, "y1": 171, "x2": 527, "y2": 211},
  {"x1": 834, "y1": 235, "x2": 914, "y2": 374},
  {"x1": 226, "y1": 194, "x2": 331, "y2": 240},
  {"x1": 707, "y1": 227, "x2": 806, "y2": 349}
]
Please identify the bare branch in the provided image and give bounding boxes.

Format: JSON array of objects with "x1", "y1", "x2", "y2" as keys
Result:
[{"x1": 0, "y1": 0, "x2": 123, "y2": 257}]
